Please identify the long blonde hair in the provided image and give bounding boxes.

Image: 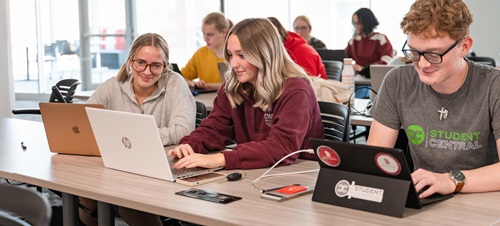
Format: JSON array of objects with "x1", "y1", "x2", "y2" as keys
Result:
[
  {"x1": 116, "y1": 33, "x2": 171, "y2": 82},
  {"x1": 223, "y1": 18, "x2": 310, "y2": 112}
]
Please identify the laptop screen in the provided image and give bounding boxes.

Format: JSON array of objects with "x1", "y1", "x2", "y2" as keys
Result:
[{"x1": 369, "y1": 65, "x2": 397, "y2": 102}]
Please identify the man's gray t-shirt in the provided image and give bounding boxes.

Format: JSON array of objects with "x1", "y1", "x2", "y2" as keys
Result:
[{"x1": 371, "y1": 60, "x2": 500, "y2": 173}]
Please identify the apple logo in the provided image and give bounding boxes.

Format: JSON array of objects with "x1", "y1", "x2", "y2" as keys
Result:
[{"x1": 72, "y1": 124, "x2": 80, "y2": 134}]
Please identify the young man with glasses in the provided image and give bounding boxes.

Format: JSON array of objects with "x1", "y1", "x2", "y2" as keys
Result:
[{"x1": 367, "y1": 0, "x2": 500, "y2": 199}]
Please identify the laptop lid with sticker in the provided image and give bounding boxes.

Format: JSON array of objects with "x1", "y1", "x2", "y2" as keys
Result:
[{"x1": 309, "y1": 138, "x2": 452, "y2": 217}]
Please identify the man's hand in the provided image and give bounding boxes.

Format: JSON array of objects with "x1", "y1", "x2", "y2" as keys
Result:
[{"x1": 411, "y1": 168, "x2": 456, "y2": 198}]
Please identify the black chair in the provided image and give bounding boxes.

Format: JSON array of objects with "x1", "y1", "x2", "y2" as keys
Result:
[
  {"x1": 322, "y1": 60, "x2": 343, "y2": 81},
  {"x1": 317, "y1": 49, "x2": 347, "y2": 62},
  {"x1": 318, "y1": 101, "x2": 351, "y2": 142},
  {"x1": 467, "y1": 56, "x2": 496, "y2": 67},
  {"x1": 12, "y1": 79, "x2": 81, "y2": 115},
  {"x1": 195, "y1": 101, "x2": 207, "y2": 128},
  {"x1": 0, "y1": 183, "x2": 52, "y2": 226}
]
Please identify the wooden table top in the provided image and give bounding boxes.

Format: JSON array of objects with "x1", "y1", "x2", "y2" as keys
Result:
[{"x1": 2, "y1": 118, "x2": 498, "y2": 225}]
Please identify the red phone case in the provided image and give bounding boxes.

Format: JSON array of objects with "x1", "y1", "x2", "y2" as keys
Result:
[{"x1": 275, "y1": 185, "x2": 307, "y2": 195}]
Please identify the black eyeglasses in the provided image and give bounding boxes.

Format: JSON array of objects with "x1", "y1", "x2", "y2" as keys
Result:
[
  {"x1": 401, "y1": 38, "x2": 463, "y2": 64},
  {"x1": 131, "y1": 59, "x2": 166, "y2": 75},
  {"x1": 293, "y1": 26, "x2": 309, "y2": 31}
]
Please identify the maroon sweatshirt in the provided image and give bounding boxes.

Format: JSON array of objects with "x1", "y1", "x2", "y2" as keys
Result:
[{"x1": 179, "y1": 77, "x2": 324, "y2": 170}]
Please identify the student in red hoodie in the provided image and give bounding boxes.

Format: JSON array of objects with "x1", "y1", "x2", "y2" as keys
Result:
[
  {"x1": 168, "y1": 18, "x2": 324, "y2": 170},
  {"x1": 267, "y1": 17, "x2": 327, "y2": 80}
]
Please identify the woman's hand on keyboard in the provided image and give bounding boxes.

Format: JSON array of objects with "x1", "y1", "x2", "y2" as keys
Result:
[
  {"x1": 168, "y1": 144, "x2": 196, "y2": 159},
  {"x1": 172, "y1": 153, "x2": 225, "y2": 169}
]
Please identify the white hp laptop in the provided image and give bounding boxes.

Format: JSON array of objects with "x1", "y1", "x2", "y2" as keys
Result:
[
  {"x1": 85, "y1": 107, "x2": 223, "y2": 182},
  {"x1": 369, "y1": 65, "x2": 397, "y2": 102}
]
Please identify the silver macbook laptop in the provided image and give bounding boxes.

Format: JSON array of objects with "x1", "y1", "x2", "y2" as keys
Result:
[
  {"x1": 85, "y1": 107, "x2": 223, "y2": 182},
  {"x1": 217, "y1": 62, "x2": 229, "y2": 81},
  {"x1": 370, "y1": 65, "x2": 397, "y2": 102}
]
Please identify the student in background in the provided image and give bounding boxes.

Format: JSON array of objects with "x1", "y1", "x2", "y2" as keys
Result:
[
  {"x1": 267, "y1": 17, "x2": 327, "y2": 80},
  {"x1": 367, "y1": 0, "x2": 500, "y2": 198},
  {"x1": 83, "y1": 33, "x2": 196, "y2": 226},
  {"x1": 345, "y1": 8, "x2": 394, "y2": 78},
  {"x1": 345, "y1": 7, "x2": 394, "y2": 99},
  {"x1": 181, "y1": 12, "x2": 232, "y2": 90},
  {"x1": 293, "y1": 15, "x2": 327, "y2": 50},
  {"x1": 168, "y1": 18, "x2": 324, "y2": 170}
]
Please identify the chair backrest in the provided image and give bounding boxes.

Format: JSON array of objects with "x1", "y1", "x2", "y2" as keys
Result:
[
  {"x1": 12, "y1": 79, "x2": 81, "y2": 115},
  {"x1": 322, "y1": 60, "x2": 343, "y2": 81},
  {"x1": 195, "y1": 101, "x2": 207, "y2": 128},
  {"x1": 318, "y1": 101, "x2": 351, "y2": 142},
  {"x1": 467, "y1": 56, "x2": 496, "y2": 67},
  {"x1": 317, "y1": 49, "x2": 347, "y2": 62},
  {"x1": 49, "y1": 79, "x2": 81, "y2": 103},
  {"x1": 0, "y1": 183, "x2": 52, "y2": 226}
]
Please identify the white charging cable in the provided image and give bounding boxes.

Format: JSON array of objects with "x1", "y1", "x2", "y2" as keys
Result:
[{"x1": 251, "y1": 149, "x2": 319, "y2": 189}]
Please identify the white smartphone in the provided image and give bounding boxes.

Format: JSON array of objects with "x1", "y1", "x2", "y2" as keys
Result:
[{"x1": 176, "y1": 172, "x2": 226, "y2": 186}]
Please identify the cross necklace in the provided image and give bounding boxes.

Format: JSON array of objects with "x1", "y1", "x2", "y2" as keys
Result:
[{"x1": 431, "y1": 64, "x2": 468, "y2": 121}]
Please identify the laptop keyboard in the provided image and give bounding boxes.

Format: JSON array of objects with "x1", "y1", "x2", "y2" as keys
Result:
[
  {"x1": 417, "y1": 188, "x2": 454, "y2": 206},
  {"x1": 172, "y1": 167, "x2": 208, "y2": 179},
  {"x1": 420, "y1": 193, "x2": 453, "y2": 206},
  {"x1": 168, "y1": 157, "x2": 210, "y2": 179}
]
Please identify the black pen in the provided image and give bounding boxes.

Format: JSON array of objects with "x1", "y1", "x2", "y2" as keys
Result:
[{"x1": 261, "y1": 184, "x2": 300, "y2": 193}]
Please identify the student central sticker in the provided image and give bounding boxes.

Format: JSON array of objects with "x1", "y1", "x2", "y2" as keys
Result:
[{"x1": 335, "y1": 180, "x2": 384, "y2": 203}]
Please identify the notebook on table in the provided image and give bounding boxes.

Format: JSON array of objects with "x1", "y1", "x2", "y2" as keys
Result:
[
  {"x1": 39, "y1": 102, "x2": 104, "y2": 156},
  {"x1": 85, "y1": 107, "x2": 223, "y2": 182},
  {"x1": 369, "y1": 65, "x2": 397, "y2": 102},
  {"x1": 310, "y1": 138, "x2": 453, "y2": 217}
]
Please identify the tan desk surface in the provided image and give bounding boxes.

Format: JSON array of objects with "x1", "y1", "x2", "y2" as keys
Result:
[
  {"x1": 355, "y1": 74, "x2": 371, "y2": 85},
  {"x1": 73, "y1": 90, "x2": 95, "y2": 101},
  {"x1": 193, "y1": 92, "x2": 217, "y2": 112},
  {"x1": 351, "y1": 98, "x2": 373, "y2": 126},
  {"x1": 2, "y1": 118, "x2": 500, "y2": 225}
]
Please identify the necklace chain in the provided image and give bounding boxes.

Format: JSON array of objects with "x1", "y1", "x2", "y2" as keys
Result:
[{"x1": 430, "y1": 64, "x2": 468, "y2": 121}]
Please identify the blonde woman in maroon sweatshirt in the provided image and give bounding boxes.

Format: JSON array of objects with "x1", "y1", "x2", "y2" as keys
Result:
[{"x1": 168, "y1": 18, "x2": 324, "y2": 170}]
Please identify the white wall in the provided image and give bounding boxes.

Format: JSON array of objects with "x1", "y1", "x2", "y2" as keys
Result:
[
  {"x1": 0, "y1": 0, "x2": 15, "y2": 117},
  {"x1": 464, "y1": 0, "x2": 500, "y2": 65}
]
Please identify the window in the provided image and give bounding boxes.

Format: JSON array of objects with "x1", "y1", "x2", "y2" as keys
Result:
[{"x1": 10, "y1": 0, "x2": 413, "y2": 96}]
